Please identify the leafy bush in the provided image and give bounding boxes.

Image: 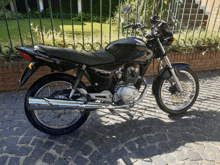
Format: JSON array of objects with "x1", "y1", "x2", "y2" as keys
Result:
[
  {"x1": 111, "y1": 0, "x2": 169, "y2": 27},
  {"x1": 73, "y1": 13, "x2": 108, "y2": 22},
  {"x1": 0, "y1": 10, "x2": 25, "y2": 20},
  {"x1": 171, "y1": 28, "x2": 220, "y2": 53}
]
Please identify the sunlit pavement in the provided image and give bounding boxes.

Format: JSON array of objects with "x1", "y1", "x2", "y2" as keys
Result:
[{"x1": 0, "y1": 70, "x2": 220, "y2": 165}]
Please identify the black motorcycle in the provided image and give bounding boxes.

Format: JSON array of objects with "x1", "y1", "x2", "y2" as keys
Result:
[{"x1": 15, "y1": 4, "x2": 199, "y2": 135}]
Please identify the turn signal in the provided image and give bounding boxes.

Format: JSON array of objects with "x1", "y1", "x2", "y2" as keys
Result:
[{"x1": 28, "y1": 62, "x2": 34, "y2": 70}]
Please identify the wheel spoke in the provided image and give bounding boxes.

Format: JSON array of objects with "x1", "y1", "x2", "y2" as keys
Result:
[
  {"x1": 160, "y1": 69, "x2": 197, "y2": 111},
  {"x1": 33, "y1": 81, "x2": 84, "y2": 129}
]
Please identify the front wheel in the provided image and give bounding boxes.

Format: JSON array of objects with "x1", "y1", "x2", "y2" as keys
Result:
[
  {"x1": 24, "y1": 73, "x2": 90, "y2": 135},
  {"x1": 155, "y1": 68, "x2": 199, "y2": 114}
]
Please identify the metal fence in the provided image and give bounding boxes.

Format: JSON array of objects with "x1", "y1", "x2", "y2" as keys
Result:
[{"x1": 0, "y1": 0, "x2": 219, "y2": 57}]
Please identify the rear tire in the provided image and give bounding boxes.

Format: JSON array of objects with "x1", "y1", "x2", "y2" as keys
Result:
[
  {"x1": 24, "y1": 73, "x2": 90, "y2": 135},
  {"x1": 155, "y1": 68, "x2": 199, "y2": 114}
]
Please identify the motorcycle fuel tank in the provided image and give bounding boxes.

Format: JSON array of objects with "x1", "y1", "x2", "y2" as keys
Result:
[{"x1": 105, "y1": 37, "x2": 147, "y2": 62}]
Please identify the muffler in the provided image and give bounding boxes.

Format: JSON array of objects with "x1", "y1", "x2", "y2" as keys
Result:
[
  {"x1": 27, "y1": 97, "x2": 131, "y2": 110},
  {"x1": 27, "y1": 78, "x2": 148, "y2": 111}
]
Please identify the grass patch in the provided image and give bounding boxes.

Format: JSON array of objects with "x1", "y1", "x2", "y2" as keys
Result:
[{"x1": 0, "y1": 18, "x2": 122, "y2": 52}]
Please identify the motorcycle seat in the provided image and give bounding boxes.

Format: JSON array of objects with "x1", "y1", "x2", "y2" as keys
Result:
[{"x1": 34, "y1": 45, "x2": 115, "y2": 66}]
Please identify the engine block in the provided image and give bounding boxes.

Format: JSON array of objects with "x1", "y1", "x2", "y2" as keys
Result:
[
  {"x1": 113, "y1": 85, "x2": 139, "y2": 103},
  {"x1": 124, "y1": 65, "x2": 139, "y2": 85}
]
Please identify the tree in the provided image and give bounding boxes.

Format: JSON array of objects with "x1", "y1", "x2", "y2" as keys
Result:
[{"x1": 0, "y1": 0, "x2": 10, "y2": 10}]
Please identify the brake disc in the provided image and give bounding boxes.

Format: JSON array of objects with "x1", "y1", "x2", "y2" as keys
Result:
[{"x1": 172, "y1": 81, "x2": 189, "y2": 101}]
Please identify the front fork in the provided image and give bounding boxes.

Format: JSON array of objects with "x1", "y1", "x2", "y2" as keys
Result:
[{"x1": 157, "y1": 38, "x2": 184, "y2": 92}]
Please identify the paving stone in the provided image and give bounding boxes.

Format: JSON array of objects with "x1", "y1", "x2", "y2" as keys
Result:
[
  {"x1": 89, "y1": 151, "x2": 103, "y2": 163},
  {"x1": 5, "y1": 137, "x2": 19, "y2": 146},
  {"x1": 54, "y1": 158, "x2": 69, "y2": 165},
  {"x1": 134, "y1": 148, "x2": 149, "y2": 158},
  {"x1": 0, "y1": 155, "x2": 8, "y2": 165},
  {"x1": 31, "y1": 138, "x2": 44, "y2": 147},
  {"x1": 146, "y1": 136, "x2": 158, "y2": 144},
  {"x1": 173, "y1": 151, "x2": 189, "y2": 161},
  {"x1": 81, "y1": 145, "x2": 93, "y2": 156},
  {"x1": 206, "y1": 143, "x2": 220, "y2": 153},
  {"x1": 168, "y1": 133, "x2": 182, "y2": 142},
  {"x1": 22, "y1": 157, "x2": 37, "y2": 165},
  {"x1": 122, "y1": 156, "x2": 136, "y2": 165},
  {"x1": 99, "y1": 145, "x2": 112, "y2": 155},
  {"x1": 115, "y1": 158, "x2": 126, "y2": 165},
  {"x1": 8, "y1": 157, "x2": 20, "y2": 165},
  {"x1": 4, "y1": 146, "x2": 19, "y2": 155},
  {"x1": 133, "y1": 159, "x2": 152, "y2": 165},
  {"x1": 186, "y1": 162, "x2": 199, "y2": 165},
  {"x1": 24, "y1": 128, "x2": 38, "y2": 137},
  {"x1": 30, "y1": 148, "x2": 45, "y2": 159},
  {"x1": 215, "y1": 153, "x2": 220, "y2": 162},
  {"x1": 42, "y1": 153, "x2": 56, "y2": 164},
  {"x1": 75, "y1": 156, "x2": 88, "y2": 165},
  {"x1": 151, "y1": 155, "x2": 168, "y2": 165},
  {"x1": 192, "y1": 143, "x2": 205, "y2": 150},
  {"x1": 97, "y1": 162, "x2": 109, "y2": 165},
  {"x1": 70, "y1": 140, "x2": 85, "y2": 151},
  {"x1": 18, "y1": 137, "x2": 32, "y2": 145},
  {"x1": 125, "y1": 141, "x2": 137, "y2": 152},
  {"x1": 144, "y1": 145, "x2": 161, "y2": 157},
  {"x1": 16, "y1": 146, "x2": 32, "y2": 156},
  {"x1": 0, "y1": 147, "x2": 3, "y2": 154},
  {"x1": 155, "y1": 133, "x2": 168, "y2": 142},
  {"x1": 161, "y1": 153, "x2": 176, "y2": 164},
  {"x1": 53, "y1": 145, "x2": 65, "y2": 155},
  {"x1": 134, "y1": 137, "x2": 148, "y2": 148},
  {"x1": 188, "y1": 151, "x2": 203, "y2": 161},
  {"x1": 199, "y1": 151, "x2": 216, "y2": 162},
  {"x1": 200, "y1": 162, "x2": 215, "y2": 165},
  {"x1": 63, "y1": 149, "x2": 77, "y2": 160},
  {"x1": 41, "y1": 141, "x2": 55, "y2": 150}
]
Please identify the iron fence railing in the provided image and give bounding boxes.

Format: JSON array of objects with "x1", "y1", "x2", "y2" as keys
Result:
[{"x1": 0, "y1": 0, "x2": 219, "y2": 57}]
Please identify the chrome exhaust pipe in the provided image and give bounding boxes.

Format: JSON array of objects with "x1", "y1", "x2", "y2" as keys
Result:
[
  {"x1": 28, "y1": 97, "x2": 131, "y2": 110},
  {"x1": 28, "y1": 97, "x2": 104, "y2": 110},
  {"x1": 27, "y1": 78, "x2": 148, "y2": 111}
]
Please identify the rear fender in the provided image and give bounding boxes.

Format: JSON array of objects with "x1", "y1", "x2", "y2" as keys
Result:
[
  {"x1": 18, "y1": 62, "x2": 41, "y2": 88},
  {"x1": 152, "y1": 63, "x2": 190, "y2": 95}
]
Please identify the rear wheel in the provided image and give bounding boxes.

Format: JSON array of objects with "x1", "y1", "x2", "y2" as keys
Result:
[
  {"x1": 25, "y1": 73, "x2": 90, "y2": 135},
  {"x1": 155, "y1": 68, "x2": 199, "y2": 114}
]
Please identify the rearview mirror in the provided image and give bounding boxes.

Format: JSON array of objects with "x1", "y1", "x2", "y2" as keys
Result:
[{"x1": 122, "y1": 5, "x2": 132, "y2": 14}]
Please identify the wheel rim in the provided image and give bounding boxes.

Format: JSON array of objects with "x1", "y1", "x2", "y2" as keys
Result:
[
  {"x1": 32, "y1": 81, "x2": 84, "y2": 129},
  {"x1": 160, "y1": 70, "x2": 197, "y2": 111}
]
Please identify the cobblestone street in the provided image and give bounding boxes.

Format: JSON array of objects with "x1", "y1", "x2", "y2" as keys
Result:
[{"x1": 0, "y1": 70, "x2": 220, "y2": 165}]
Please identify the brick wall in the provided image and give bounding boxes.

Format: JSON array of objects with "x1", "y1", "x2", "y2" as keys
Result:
[{"x1": 0, "y1": 52, "x2": 220, "y2": 92}]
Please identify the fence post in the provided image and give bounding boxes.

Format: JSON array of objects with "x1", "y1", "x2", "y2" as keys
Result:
[{"x1": 78, "y1": 0, "x2": 82, "y2": 14}]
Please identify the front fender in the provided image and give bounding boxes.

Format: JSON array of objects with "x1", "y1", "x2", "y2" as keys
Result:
[{"x1": 152, "y1": 63, "x2": 190, "y2": 95}]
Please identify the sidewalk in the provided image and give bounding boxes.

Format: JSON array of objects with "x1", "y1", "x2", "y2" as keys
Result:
[{"x1": 0, "y1": 70, "x2": 220, "y2": 165}]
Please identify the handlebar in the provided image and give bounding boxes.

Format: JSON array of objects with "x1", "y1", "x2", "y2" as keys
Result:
[
  {"x1": 122, "y1": 18, "x2": 171, "y2": 40},
  {"x1": 123, "y1": 23, "x2": 134, "y2": 29},
  {"x1": 123, "y1": 22, "x2": 145, "y2": 29}
]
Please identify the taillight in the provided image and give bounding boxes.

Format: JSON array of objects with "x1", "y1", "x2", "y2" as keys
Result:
[{"x1": 18, "y1": 50, "x2": 32, "y2": 61}]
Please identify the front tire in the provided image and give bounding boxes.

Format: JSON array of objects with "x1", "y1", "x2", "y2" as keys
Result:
[
  {"x1": 155, "y1": 68, "x2": 199, "y2": 114},
  {"x1": 24, "y1": 73, "x2": 90, "y2": 135}
]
